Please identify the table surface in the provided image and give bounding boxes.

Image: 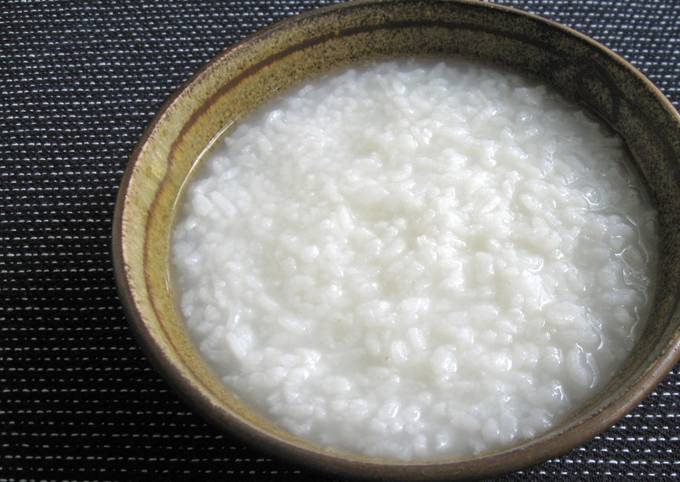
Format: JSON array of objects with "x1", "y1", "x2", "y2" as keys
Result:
[{"x1": 1, "y1": 1, "x2": 679, "y2": 480}]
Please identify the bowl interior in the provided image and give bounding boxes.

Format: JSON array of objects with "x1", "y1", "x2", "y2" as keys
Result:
[{"x1": 114, "y1": 0, "x2": 680, "y2": 479}]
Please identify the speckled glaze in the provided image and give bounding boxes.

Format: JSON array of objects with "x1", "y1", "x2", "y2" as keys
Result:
[{"x1": 112, "y1": 1, "x2": 680, "y2": 479}]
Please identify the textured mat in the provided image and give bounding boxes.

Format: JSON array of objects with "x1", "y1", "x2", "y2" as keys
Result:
[{"x1": 1, "y1": 1, "x2": 678, "y2": 480}]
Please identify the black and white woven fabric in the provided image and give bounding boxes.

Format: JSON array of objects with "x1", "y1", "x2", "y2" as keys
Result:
[{"x1": 1, "y1": 1, "x2": 678, "y2": 480}]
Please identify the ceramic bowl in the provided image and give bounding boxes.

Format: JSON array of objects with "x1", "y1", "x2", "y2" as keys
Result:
[{"x1": 113, "y1": 0, "x2": 680, "y2": 479}]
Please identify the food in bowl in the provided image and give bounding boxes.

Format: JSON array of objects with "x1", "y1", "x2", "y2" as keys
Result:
[{"x1": 171, "y1": 59, "x2": 658, "y2": 460}]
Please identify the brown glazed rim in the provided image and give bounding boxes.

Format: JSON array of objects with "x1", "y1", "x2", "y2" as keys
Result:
[{"x1": 113, "y1": 0, "x2": 680, "y2": 480}]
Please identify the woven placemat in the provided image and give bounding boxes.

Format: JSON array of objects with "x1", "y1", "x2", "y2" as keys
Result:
[{"x1": 1, "y1": 1, "x2": 678, "y2": 480}]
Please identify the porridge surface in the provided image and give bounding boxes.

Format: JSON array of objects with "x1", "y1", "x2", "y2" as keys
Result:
[{"x1": 172, "y1": 60, "x2": 658, "y2": 460}]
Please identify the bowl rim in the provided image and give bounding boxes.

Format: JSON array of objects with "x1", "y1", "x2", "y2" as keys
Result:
[{"x1": 113, "y1": 0, "x2": 680, "y2": 479}]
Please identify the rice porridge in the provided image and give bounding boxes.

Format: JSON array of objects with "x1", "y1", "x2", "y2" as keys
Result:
[{"x1": 171, "y1": 60, "x2": 658, "y2": 460}]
